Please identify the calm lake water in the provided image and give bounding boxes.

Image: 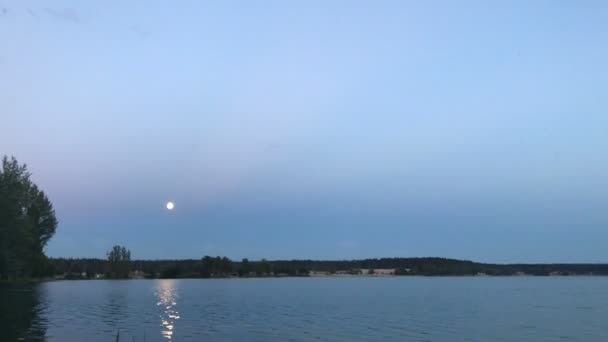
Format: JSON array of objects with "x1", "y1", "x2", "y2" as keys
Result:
[{"x1": 3, "y1": 277, "x2": 608, "y2": 341}]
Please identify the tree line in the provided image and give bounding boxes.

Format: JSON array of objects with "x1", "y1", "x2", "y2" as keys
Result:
[{"x1": 49, "y1": 254, "x2": 608, "y2": 279}]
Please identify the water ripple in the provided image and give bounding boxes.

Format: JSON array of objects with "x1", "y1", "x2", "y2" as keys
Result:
[{"x1": 4, "y1": 278, "x2": 608, "y2": 341}]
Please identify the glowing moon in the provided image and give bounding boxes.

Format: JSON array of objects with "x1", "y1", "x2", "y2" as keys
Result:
[{"x1": 166, "y1": 201, "x2": 175, "y2": 210}]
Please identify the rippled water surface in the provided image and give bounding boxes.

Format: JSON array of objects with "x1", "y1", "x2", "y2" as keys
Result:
[{"x1": 3, "y1": 277, "x2": 608, "y2": 341}]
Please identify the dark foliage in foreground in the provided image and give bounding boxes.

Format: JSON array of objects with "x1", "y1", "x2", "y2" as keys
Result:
[
  {"x1": 0, "y1": 156, "x2": 57, "y2": 280},
  {"x1": 48, "y1": 256, "x2": 608, "y2": 279}
]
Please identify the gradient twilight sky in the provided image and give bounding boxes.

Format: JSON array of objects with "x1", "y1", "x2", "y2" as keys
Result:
[{"x1": 2, "y1": 1, "x2": 607, "y2": 262}]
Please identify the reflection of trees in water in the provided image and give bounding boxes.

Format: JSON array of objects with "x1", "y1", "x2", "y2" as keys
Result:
[
  {"x1": 101, "y1": 281, "x2": 129, "y2": 331},
  {"x1": 100, "y1": 280, "x2": 132, "y2": 341},
  {"x1": 0, "y1": 284, "x2": 47, "y2": 342}
]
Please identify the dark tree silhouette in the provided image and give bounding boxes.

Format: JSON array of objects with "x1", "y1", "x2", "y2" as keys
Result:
[
  {"x1": 107, "y1": 245, "x2": 131, "y2": 278},
  {"x1": 0, "y1": 156, "x2": 57, "y2": 280},
  {"x1": 239, "y1": 258, "x2": 251, "y2": 277}
]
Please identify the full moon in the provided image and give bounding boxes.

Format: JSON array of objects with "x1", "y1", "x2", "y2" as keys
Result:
[{"x1": 166, "y1": 201, "x2": 175, "y2": 210}]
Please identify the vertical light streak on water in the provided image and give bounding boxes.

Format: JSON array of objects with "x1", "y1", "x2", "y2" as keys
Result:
[{"x1": 155, "y1": 280, "x2": 180, "y2": 340}]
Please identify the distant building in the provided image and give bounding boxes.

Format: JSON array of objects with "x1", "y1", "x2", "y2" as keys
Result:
[
  {"x1": 131, "y1": 270, "x2": 145, "y2": 279},
  {"x1": 367, "y1": 269, "x2": 395, "y2": 276}
]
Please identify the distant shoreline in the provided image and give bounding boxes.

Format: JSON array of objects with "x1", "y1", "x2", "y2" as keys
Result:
[
  {"x1": 45, "y1": 257, "x2": 608, "y2": 281},
  {"x1": 27, "y1": 274, "x2": 608, "y2": 284},
  {"x1": 6, "y1": 273, "x2": 608, "y2": 285}
]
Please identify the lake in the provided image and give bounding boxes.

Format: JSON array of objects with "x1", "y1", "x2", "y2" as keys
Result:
[{"x1": 3, "y1": 277, "x2": 608, "y2": 341}]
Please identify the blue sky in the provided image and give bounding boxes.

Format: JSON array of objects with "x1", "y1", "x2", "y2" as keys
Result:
[{"x1": 2, "y1": 1, "x2": 607, "y2": 262}]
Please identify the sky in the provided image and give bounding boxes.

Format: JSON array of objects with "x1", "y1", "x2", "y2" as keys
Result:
[{"x1": 1, "y1": 1, "x2": 607, "y2": 263}]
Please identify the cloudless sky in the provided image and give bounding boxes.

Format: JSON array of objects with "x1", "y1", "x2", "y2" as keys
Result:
[{"x1": 2, "y1": 1, "x2": 607, "y2": 262}]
